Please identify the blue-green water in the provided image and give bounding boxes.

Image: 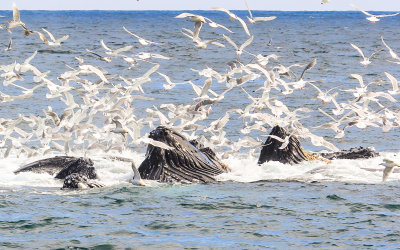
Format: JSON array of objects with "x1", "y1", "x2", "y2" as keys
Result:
[{"x1": 2, "y1": 182, "x2": 400, "y2": 249}]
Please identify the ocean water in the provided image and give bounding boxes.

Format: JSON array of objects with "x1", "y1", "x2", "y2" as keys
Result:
[{"x1": 0, "y1": 10, "x2": 400, "y2": 248}]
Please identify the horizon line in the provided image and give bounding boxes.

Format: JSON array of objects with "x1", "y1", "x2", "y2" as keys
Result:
[{"x1": 0, "y1": 9, "x2": 398, "y2": 12}]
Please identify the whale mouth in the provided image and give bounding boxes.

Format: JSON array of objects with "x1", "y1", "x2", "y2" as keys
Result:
[{"x1": 139, "y1": 126, "x2": 229, "y2": 183}]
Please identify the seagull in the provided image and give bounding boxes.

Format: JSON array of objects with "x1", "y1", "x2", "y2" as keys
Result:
[
  {"x1": 351, "y1": 4, "x2": 400, "y2": 23},
  {"x1": 381, "y1": 36, "x2": 400, "y2": 61},
  {"x1": 123, "y1": 26, "x2": 159, "y2": 46},
  {"x1": 384, "y1": 72, "x2": 399, "y2": 95},
  {"x1": 308, "y1": 82, "x2": 340, "y2": 105},
  {"x1": 6, "y1": 3, "x2": 25, "y2": 30},
  {"x1": 131, "y1": 162, "x2": 145, "y2": 186},
  {"x1": 41, "y1": 28, "x2": 69, "y2": 47},
  {"x1": 181, "y1": 28, "x2": 225, "y2": 49},
  {"x1": 315, "y1": 108, "x2": 349, "y2": 139},
  {"x1": 86, "y1": 49, "x2": 112, "y2": 62},
  {"x1": 34, "y1": 30, "x2": 49, "y2": 45},
  {"x1": 290, "y1": 58, "x2": 317, "y2": 89},
  {"x1": 321, "y1": 0, "x2": 331, "y2": 4},
  {"x1": 223, "y1": 34, "x2": 254, "y2": 61},
  {"x1": 350, "y1": 43, "x2": 383, "y2": 66},
  {"x1": 175, "y1": 12, "x2": 206, "y2": 40},
  {"x1": 100, "y1": 40, "x2": 133, "y2": 57},
  {"x1": 244, "y1": 0, "x2": 277, "y2": 24},
  {"x1": 380, "y1": 158, "x2": 400, "y2": 182},
  {"x1": 203, "y1": 17, "x2": 233, "y2": 33},
  {"x1": 109, "y1": 119, "x2": 135, "y2": 140},
  {"x1": 138, "y1": 136, "x2": 174, "y2": 150},
  {"x1": 211, "y1": 7, "x2": 251, "y2": 36},
  {"x1": 261, "y1": 133, "x2": 294, "y2": 150},
  {"x1": 4, "y1": 37, "x2": 12, "y2": 51},
  {"x1": 135, "y1": 52, "x2": 170, "y2": 61},
  {"x1": 157, "y1": 72, "x2": 187, "y2": 91}
]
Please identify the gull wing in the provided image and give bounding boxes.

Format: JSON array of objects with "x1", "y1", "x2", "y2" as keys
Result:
[
  {"x1": 375, "y1": 12, "x2": 400, "y2": 18},
  {"x1": 113, "y1": 45, "x2": 133, "y2": 54},
  {"x1": 80, "y1": 65, "x2": 109, "y2": 83},
  {"x1": 318, "y1": 108, "x2": 337, "y2": 122},
  {"x1": 211, "y1": 7, "x2": 232, "y2": 16},
  {"x1": 55, "y1": 35, "x2": 69, "y2": 44},
  {"x1": 123, "y1": 26, "x2": 140, "y2": 39},
  {"x1": 143, "y1": 64, "x2": 160, "y2": 79},
  {"x1": 381, "y1": 36, "x2": 400, "y2": 60},
  {"x1": 253, "y1": 16, "x2": 277, "y2": 22},
  {"x1": 24, "y1": 50, "x2": 37, "y2": 65},
  {"x1": 86, "y1": 49, "x2": 104, "y2": 58},
  {"x1": 42, "y1": 28, "x2": 55, "y2": 42},
  {"x1": 6, "y1": 37, "x2": 12, "y2": 50},
  {"x1": 157, "y1": 72, "x2": 173, "y2": 85},
  {"x1": 200, "y1": 77, "x2": 212, "y2": 97},
  {"x1": 123, "y1": 25, "x2": 154, "y2": 46},
  {"x1": 193, "y1": 21, "x2": 203, "y2": 40},
  {"x1": 236, "y1": 16, "x2": 251, "y2": 36},
  {"x1": 100, "y1": 39, "x2": 112, "y2": 52},
  {"x1": 149, "y1": 53, "x2": 170, "y2": 60},
  {"x1": 350, "y1": 43, "x2": 366, "y2": 59},
  {"x1": 222, "y1": 34, "x2": 238, "y2": 50},
  {"x1": 204, "y1": 17, "x2": 233, "y2": 33},
  {"x1": 244, "y1": 0, "x2": 253, "y2": 19},
  {"x1": 384, "y1": 72, "x2": 398, "y2": 92},
  {"x1": 188, "y1": 81, "x2": 202, "y2": 96},
  {"x1": 299, "y1": 58, "x2": 317, "y2": 80},
  {"x1": 240, "y1": 35, "x2": 254, "y2": 51},
  {"x1": 308, "y1": 81, "x2": 323, "y2": 94},
  {"x1": 175, "y1": 12, "x2": 196, "y2": 19},
  {"x1": 369, "y1": 47, "x2": 383, "y2": 59},
  {"x1": 35, "y1": 31, "x2": 49, "y2": 44},
  {"x1": 182, "y1": 27, "x2": 194, "y2": 36},
  {"x1": 382, "y1": 165, "x2": 395, "y2": 182},
  {"x1": 210, "y1": 41, "x2": 225, "y2": 48},
  {"x1": 351, "y1": 73, "x2": 364, "y2": 88},
  {"x1": 350, "y1": 4, "x2": 373, "y2": 17},
  {"x1": 181, "y1": 30, "x2": 194, "y2": 40},
  {"x1": 13, "y1": 3, "x2": 20, "y2": 22}
]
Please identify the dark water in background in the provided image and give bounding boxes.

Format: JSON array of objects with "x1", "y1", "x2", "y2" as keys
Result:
[{"x1": 0, "y1": 10, "x2": 399, "y2": 248}]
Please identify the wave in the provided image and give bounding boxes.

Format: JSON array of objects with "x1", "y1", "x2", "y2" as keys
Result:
[{"x1": 1, "y1": 150, "x2": 399, "y2": 190}]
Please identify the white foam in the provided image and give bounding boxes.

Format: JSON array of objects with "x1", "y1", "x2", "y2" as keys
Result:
[
  {"x1": 217, "y1": 151, "x2": 400, "y2": 184},
  {"x1": 1, "y1": 150, "x2": 399, "y2": 189}
]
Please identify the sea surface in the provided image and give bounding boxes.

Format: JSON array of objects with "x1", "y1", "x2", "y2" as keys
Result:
[{"x1": 0, "y1": 10, "x2": 399, "y2": 249}]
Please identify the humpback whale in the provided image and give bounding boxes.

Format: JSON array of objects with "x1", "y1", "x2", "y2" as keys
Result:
[
  {"x1": 258, "y1": 125, "x2": 379, "y2": 165},
  {"x1": 14, "y1": 156, "x2": 103, "y2": 189},
  {"x1": 138, "y1": 126, "x2": 229, "y2": 183}
]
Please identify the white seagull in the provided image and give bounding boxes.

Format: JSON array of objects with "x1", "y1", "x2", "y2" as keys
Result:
[
  {"x1": 203, "y1": 17, "x2": 233, "y2": 33},
  {"x1": 123, "y1": 26, "x2": 159, "y2": 46},
  {"x1": 384, "y1": 72, "x2": 399, "y2": 95},
  {"x1": 182, "y1": 28, "x2": 225, "y2": 49},
  {"x1": 41, "y1": 28, "x2": 69, "y2": 47},
  {"x1": 244, "y1": 0, "x2": 276, "y2": 24},
  {"x1": 351, "y1": 4, "x2": 400, "y2": 23},
  {"x1": 380, "y1": 158, "x2": 400, "y2": 182},
  {"x1": 175, "y1": 12, "x2": 206, "y2": 40},
  {"x1": 211, "y1": 7, "x2": 251, "y2": 36},
  {"x1": 381, "y1": 36, "x2": 400, "y2": 61},
  {"x1": 350, "y1": 43, "x2": 383, "y2": 66},
  {"x1": 223, "y1": 34, "x2": 254, "y2": 61}
]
